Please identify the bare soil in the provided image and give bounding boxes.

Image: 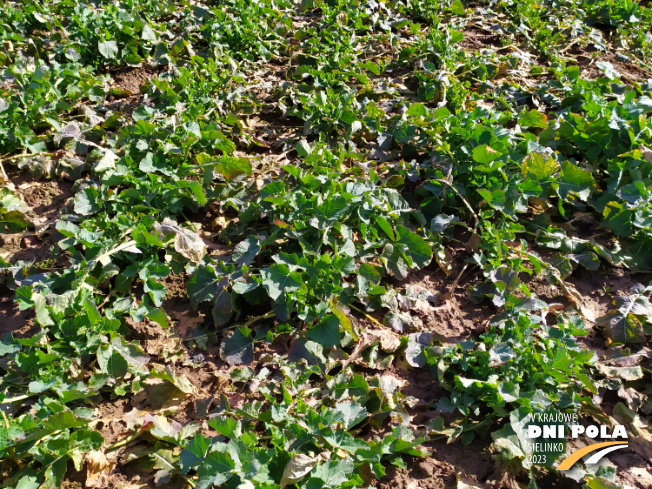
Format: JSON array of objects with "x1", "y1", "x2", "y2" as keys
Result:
[
  {"x1": 106, "y1": 67, "x2": 162, "y2": 114},
  {"x1": 379, "y1": 457, "x2": 458, "y2": 489},
  {"x1": 460, "y1": 27, "x2": 503, "y2": 50},
  {"x1": 111, "y1": 67, "x2": 159, "y2": 98},
  {"x1": 0, "y1": 286, "x2": 36, "y2": 338},
  {"x1": 405, "y1": 263, "x2": 495, "y2": 343},
  {"x1": 1, "y1": 171, "x2": 73, "y2": 264},
  {"x1": 574, "y1": 50, "x2": 652, "y2": 82}
]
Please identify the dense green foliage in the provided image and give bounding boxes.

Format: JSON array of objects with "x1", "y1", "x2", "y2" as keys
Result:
[{"x1": 1, "y1": 0, "x2": 652, "y2": 488}]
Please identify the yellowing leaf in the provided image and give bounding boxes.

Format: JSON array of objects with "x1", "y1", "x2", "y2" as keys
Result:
[
  {"x1": 330, "y1": 300, "x2": 358, "y2": 341},
  {"x1": 521, "y1": 152, "x2": 559, "y2": 180},
  {"x1": 518, "y1": 109, "x2": 548, "y2": 129}
]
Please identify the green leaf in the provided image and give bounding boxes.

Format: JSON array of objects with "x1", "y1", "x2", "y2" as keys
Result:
[
  {"x1": 405, "y1": 332, "x2": 431, "y2": 367},
  {"x1": 406, "y1": 103, "x2": 427, "y2": 117},
  {"x1": 321, "y1": 428, "x2": 368, "y2": 453},
  {"x1": 568, "y1": 252, "x2": 600, "y2": 271},
  {"x1": 28, "y1": 379, "x2": 55, "y2": 393},
  {"x1": 596, "y1": 61, "x2": 620, "y2": 80},
  {"x1": 362, "y1": 61, "x2": 381, "y2": 75},
  {"x1": 139, "y1": 153, "x2": 161, "y2": 173},
  {"x1": 472, "y1": 144, "x2": 501, "y2": 164},
  {"x1": 180, "y1": 436, "x2": 210, "y2": 473},
  {"x1": 489, "y1": 343, "x2": 516, "y2": 366},
  {"x1": 260, "y1": 264, "x2": 302, "y2": 301},
  {"x1": 310, "y1": 459, "x2": 355, "y2": 487},
  {"x1": 296, "y1": 139, "x2": 312, "y2": 157},
  {"x1": 207, "y1": 416, "x2": 240, "y2": 438},
  {"x1": 141, "y1": 24, "x2": 158, "y2": 41},
  {"x1": 381, "y1": 244, "x2": 409, "y2": 280},
  {"x1": 187, "y1": 265, "x2": 221, "y2": 308},
  {"x1": 385, "y1": 174, "x2": 404, "y2": 188},
  {"x1": 450, "y1": 0, "x2": 466, "y2": 15},
  {"x1": 220, "y1": 327, "x2": 254, "y2": 365},
  {"x1": 374, "y1": 215, "x2": 395, "y2": 240},
  {"x1": 212, "y1": 278, "x2": 233, "y2": 326},
  {"x1": 83, "y1": 297, "x2": 101, "y2": 324},
  {"x1": 97, "y1": 349, "x2": 129, "y2": 378},
  {"x1": 307, "y1": 314, "x2": 341, "y2": 348},
  {"x1": 144, "y1": 278, "x2": 166, "y2": 307},
  {"x1": 197, "y1": 452, "x2": 235, "y2": 489},
  {"x1": 498, "y1": 382, "x2": 520, "y2": 403},
  {"x1": 397, "y1": 225, "x2": 432, "y2": 270},
  {"x1": 0, "y1": 188, "x2": 29, "y2": 213},
  {"x1": 33, "y1": 293, "x2": 54, "y2": 327},
  {"x1": 557, "y1": 160, "x2": 594, "y2": 202},
  {"x1": 125, "y1": 53, "x2": 143, "y2": 65},
  {"x1": 98, "y1": 40, "x2": 118, "y2": 59},
  {"x1": 97, "y1": 337, "x2": 149, "y2": 377},
  {"x1": 603, "y1": 202, "x2": 633, "y2": 237},
  {"x1": 334, "y1": 402, "x2": 367, "y2": 429},
  {"x1": 316, "y1": 196, "x2": 348, "y2": 223},
  {"x1": 93, "y1": 150, "x2": 118, "y2": 172},
  {"x1": 186, "y1": 181, "x2": 207, "y2": 207},
  {"x1": 232, "y1": 236, "x2": 260, "y2": 266},
  {"x1": 358, "y1": 263, "x2": 382, "y2": 284},
  {"x1": 492, "y1": 408, "x2": 563, "y2": 468},
  {"x1": 64, "y1": 48, "x2": 81, "y2": 62},
  {"x1": 197, "y1": 153, "x2": 252, "y2": 180},
  {"x1": 15, "y1": 476, "x2": 39, "y2": 489},
  {"x1": 74, "y1": 187, "x2": 101, "y2": 216},
  {"x1": 0, "y1": 210, "x2": 33, "y2": 233}
]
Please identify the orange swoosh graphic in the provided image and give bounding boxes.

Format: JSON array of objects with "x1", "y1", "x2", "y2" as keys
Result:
[{"x1": 557, "y1": 441, "x2": 628, "y2": 471}]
